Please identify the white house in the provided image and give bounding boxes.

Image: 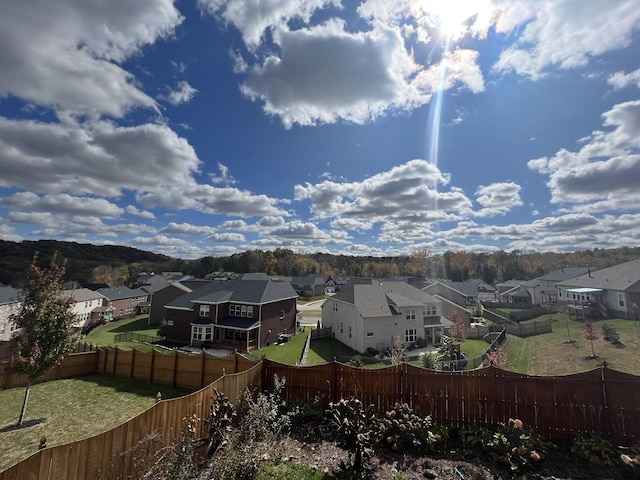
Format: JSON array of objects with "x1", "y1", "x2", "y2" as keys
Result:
[
  {"x1": 64, "y1": 288, "x2": 109, "y2": 328},
  {"x1": 322, "y1": 279, "x2": 453, "y2": 353},
  {"x1": 0, "y1": 286, "x2": 20, "y2": 342}
]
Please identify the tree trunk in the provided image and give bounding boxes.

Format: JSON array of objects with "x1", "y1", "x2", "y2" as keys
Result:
[
  {"x1": 590, "y1": 339, "x2": 596, "y2": 358},
  {"x1": 18, "y1": 379, "x2": 31, "y2": 426}
]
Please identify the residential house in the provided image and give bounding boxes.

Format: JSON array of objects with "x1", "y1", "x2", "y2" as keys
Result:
[
  {"x1": 496, "y1": 280, "x2": 526, "y2": 300},
  {"x1": 322, "y1": 279, "x2": 453, "y2": 354},
  {"x1": 513, "y1": 268, "x2": 589, "y2": 305},
  {"x1": 163, "y1": 276, "x2": 298, "y2": 351},
  {"x1": 63, "y1": 288, "x2": 109, "y2": 329},
  {"x1": 284, "y1": 275, "x2": 331, "y2": 299},
  {"x1": 0, "y1": 286, "x2": 20, "y2": 343},
  {"x1": 557, "y1": 259, "x2": 640, "y2": 320},
  {"x1": 96, "y1": 286, "x2": 149, "y2": 321},
  {"x1": 147, "y1": 279, "x2": 210, "y2": 326},
  {"x1": 134, "y1": 271, "x2": 193, "y2": 289}
]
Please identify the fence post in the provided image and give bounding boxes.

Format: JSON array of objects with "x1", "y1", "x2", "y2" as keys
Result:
[
  {"x1": 149, "y1": 348, "x2": 155, "y2": 383},
  {"x1": 130, "y1": 348, "x2": 135, "y2": 379},
  {"x1": 172, "y1": 350, "x2": 178, "y2": 387},
  {"x1": 200, "y1": 351, "x2": 206, "y2": 388},
  {"x1": 331, "y1": 360, "x2": 339, "y2": 404},
  {"x1": 601, "y1": 364, "x2": 613, "y2": 438}
]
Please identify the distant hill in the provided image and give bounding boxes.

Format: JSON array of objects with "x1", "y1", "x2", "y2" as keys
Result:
[{"x1": 0, "y1": 240, "x2": 174, "y2": 287}]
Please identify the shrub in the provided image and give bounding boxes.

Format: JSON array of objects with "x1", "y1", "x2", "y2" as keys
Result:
[
  {"x1": 373, "y1": 402, "x2": 437, "y2": 452},
  {"x1": 205, "y1": 389, "x2": 236, "y2": 456},
  {"x1": 602, "y1": 324, "x2": 620, "y2": 343},
  {"x1": 327, "y1": 397, "x2": 377, "y2": 474},
  {"x1": 478, "y1": 418, "x2": 552, "y2": 473},
  {"x1": 571, "y1": 435, "x2": 619, "y2": 466},
  {"x1": 419, "y1": 352, "x2": 438, "y2": 370}
]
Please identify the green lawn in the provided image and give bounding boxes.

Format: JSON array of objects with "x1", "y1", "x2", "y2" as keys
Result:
[
  {"x1": 83, "y1": 315, "x2": 160, "y2": 351},
  {"x1": 0, "y1": 375, "x2": 192, "y2": 471},
  {"x1": 503, "y1": 316, "x2": 640, "y2": 375},
  {"x1": 245, "y1": 328, "x2": 311, "y2": 364},
  {"x1": 305, "y1": 337, "x2": 361, "y2": 366}
]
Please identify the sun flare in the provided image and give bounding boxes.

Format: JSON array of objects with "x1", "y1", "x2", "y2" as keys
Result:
[{"x1": 421, "y1": 0, "x2": 494, "y2": 41}]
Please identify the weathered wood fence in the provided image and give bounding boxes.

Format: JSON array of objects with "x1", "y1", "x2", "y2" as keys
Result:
[
  {"x1": 3, "y1": 347, "x2": 640, "y2": 478},
  {"x1": 0, "y1": 348, "x2": 255, "y2": 391},
  {"x1": 264, "y1": 360, "x2": 640, "y2": 443}
]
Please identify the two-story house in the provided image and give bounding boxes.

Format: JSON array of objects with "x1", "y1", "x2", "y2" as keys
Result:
[
  {"x1": 96, "y1": 287, "x2": 149, "y2": 321},
  {"x1": 0, "y1": 285, "x2": 20, "y2": 343},
  {"x1": 557, "y1": 258, "x2": 640, "y2": 320},
  {"x1": 63, "y1": 288, "x2": 109, "y2": 328},
  {"x1": 322, "y1": 279, "x2": 452, "y2": 353},
  {"x1": 163, "y1": 276, "x2": 298, "y2": 351}
]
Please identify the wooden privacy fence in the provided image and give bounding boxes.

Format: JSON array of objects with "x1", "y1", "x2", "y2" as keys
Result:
[
  {"x1": 263, "y1": 360, "x2": 640, "y2": 443},
  {"x1": 466, "y1": 319, "x2": 552, "y2": 340},
  {"x1": 0, "y1": 362, "x2": 263, "y2": 480},
  {"x1": 1, "y1": 348, "x2": 256, "y2": 391}
]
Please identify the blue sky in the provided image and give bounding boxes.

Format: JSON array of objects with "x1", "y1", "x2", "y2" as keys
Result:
[{"x1": 1, "y1": 0, "x2": 640, "y2": 259}]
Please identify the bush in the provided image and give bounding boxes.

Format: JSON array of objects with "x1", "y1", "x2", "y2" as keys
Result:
[
  {"x1": 327, "y1": 397, "x2": 377, "y2": 474},
  {"x1": 373, "y1": 402, "x2": 437, "y2": 452},
  {"x1": 602, "y1": 324, "x2": 620, "y2": 343}
]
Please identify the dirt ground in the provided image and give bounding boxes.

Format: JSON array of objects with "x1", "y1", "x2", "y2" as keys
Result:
[{"x1": 196, "y1": 436, "x2": 638, "y2": 480}]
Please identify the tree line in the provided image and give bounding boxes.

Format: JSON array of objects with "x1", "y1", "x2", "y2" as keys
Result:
[{"x1": 1, "y1": 239, "x2": 639, "y2": 288}]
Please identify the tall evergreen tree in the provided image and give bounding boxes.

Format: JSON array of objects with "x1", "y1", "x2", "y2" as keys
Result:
[{"x1": 10, "y1": 254, "x2": 76, "y2": 425}]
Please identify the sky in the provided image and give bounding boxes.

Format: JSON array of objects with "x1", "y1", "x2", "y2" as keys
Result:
[{"x1": 1, "y1": 0, "x2": 640, "y2": 260}]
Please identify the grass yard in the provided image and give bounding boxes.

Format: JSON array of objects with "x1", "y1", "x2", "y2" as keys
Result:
[
  {"x1": 305, "y1": 337, "x2": 361, "y2": 366},
  {"x1": 83, "y1": 315, "x2": 161, "y2": 351},
  {"x1": 0, "y1": 375, "x2": 192, "y2": 471},
  {"x1": 504, "y1": 316, "x2": 640, "y2": 375},
  {"x1": 244, "y1": 327, "x2": 311, "y2": 364}
]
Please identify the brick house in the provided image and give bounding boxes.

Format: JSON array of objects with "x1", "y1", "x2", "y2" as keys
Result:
[
  {"x1": 96, "y1": 287, "x2": 149, "y2": 321},
  {"x1": 164, "y1": 276, "x2": 298, "y2": 351}
]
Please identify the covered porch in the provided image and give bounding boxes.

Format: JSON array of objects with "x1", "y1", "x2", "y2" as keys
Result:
[{"x1": 423, "y1": 316, "x2": 454, "y2": 346}]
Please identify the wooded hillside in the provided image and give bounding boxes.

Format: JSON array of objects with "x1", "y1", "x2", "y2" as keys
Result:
[{"x1": 1, "y1": 239, "x2": 639, "y2": 288}]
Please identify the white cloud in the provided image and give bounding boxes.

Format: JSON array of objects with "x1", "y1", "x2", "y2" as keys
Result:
[
  {"x1": 159, "y1": 222, "x2": 218, "y2": 236},
  {"x1": 492, "y1": 0, "x2": 640, "y2": 79},
  {"x1": 164, "y1": 81, "x2": 198, "y2": 106},
  {"x1": 198, "y1": 0, "x2": 341, "y2": 48},
  {"x1": 208, "y1": 232, "x2": 246, "y2": 242},
  {"x1": 295, "y1": 159, "x2": 469, "y2": 223},
  {"x1": 0, "y1": 117, "x2": 201, "y2": 197},
  {"x1": 209, "y1": 163, "x2": 237, "y2": 185},
  {"x1": 528, "y1": 100, "x2": 640, "y2": 210},
  {"x1": 125, "y1": 205, "x2": 156, "y2": 219},
  {"x1": 0, "y1": 192, "x2": 123, "y2": 218},
  {"x1": 474, "y1": 182, "x2": 523, "y2": 217},
  {"x1": 0, "y1": 223, "x2": 22, "y2": 242},
  {"x1": 138, "y1": 184, "x2": 288, "y2": 217},
  {"x1": 608, "y1": 68, "x2": 640, "y2": 90},
  {"x1": 0, "y1": 0, "x2": 182, "y2": 117}
]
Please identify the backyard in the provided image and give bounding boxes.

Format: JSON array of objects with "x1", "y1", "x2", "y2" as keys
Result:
[{"x1": 0, "y1": 375, "x2": 192, "y2": 471}]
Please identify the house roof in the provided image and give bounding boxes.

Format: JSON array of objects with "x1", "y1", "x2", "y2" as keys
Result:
[
  {"x1": 167, "y1": 278, "x2": 297, "y2": 310},
  {"x1": 0, "y1": 285, "x2": 19, "y2": 305},
  {"x1": 332, "y1": 280, "x2": 438, "y2": 318},
  {"x1": 557, "y1": 258, "x2": 640, "y2": 292},
  {"x1": 63, "y1": 288, "x2": 107, "y2": 302},
  {"x1": 216, "y1": 317, "x2": 260, "y2": 330},
  {"x1": 538, "y1": 267, "x2": 590, "y2": 282},
  {"x1": 96, "y1": 286, "x2": 148, "y2": 300}
]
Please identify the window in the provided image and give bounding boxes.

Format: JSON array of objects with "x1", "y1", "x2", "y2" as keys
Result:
[
  {"x1": 340, "y1": 322, "x2": 343, "y2": 334},
  {"x1": 405, "y1": 329, "x2": 417, "y2": 343},
  {"x1": 618, "y1": 293, "x2": 625, "y2": 308},
  {"x1": 348, "y1": 326, "x2": 352, "y2": 338},
  {"x1": 200, "y1": 305, "x2": 210, "y2": 317},
  {"x1": 333, "y1": 303, "x2": 338, "y2": 312},
  {"x1": 10, "y1": 322, "x2": 17, "y2": 332},
  {"x1": 167, "y1": 320, "x2": 174, "y2": 326},
  {"x1": 406, "y1": 309, "x2": 416, "y2": 320},
  {"x1": 280, "y1": 309, "x2": 285, "y2": 320},
  {"x1": 192, "y1": 325, "x2": 213, "y2": 342},
  {"x1": 0, "y1": 323, "x2": 5, "y2": 335},
  {"x1": 425, "y1": 304, "x2": 437, "y2": 315},
  {"x1": 558, "y1": 288, "x2": 562, "y2": 297},
  {"x1": 366, "y1": 331, "x2": 374, "y2": 337}
]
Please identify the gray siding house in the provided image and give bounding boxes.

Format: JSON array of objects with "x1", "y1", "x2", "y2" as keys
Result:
[{"x1": 322, "y1": 279, "x2": 452, "y2": 353}]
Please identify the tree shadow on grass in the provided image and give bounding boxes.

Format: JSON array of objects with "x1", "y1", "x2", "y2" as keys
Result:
[{"x1": 0, "y1": 417, "x2": 46, "y2": 433}]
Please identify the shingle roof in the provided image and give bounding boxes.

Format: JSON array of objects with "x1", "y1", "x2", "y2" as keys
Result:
[
  {"x1": 333, "y1": 280, "x2": 438, "y2": 318},
  {"x1": 63, "y1": 288, "x2": 107, "y2": 302},
  {"x1": 0, "y1": 285, "x2": 19, "y2": 304},
  {"x1": 96, "y1": 286, "x2": 148, "y2": 300},
  {"x1": 167, "y1": 278, "x2": 297, "y2": 310},
  {"x1": 557, "y1": 258, "x2": 640, "y2": 291}
]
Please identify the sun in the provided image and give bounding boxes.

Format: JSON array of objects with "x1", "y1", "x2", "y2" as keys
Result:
[{"x1": 421, "y1": 0, "x2": 494, "y2": 41}]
